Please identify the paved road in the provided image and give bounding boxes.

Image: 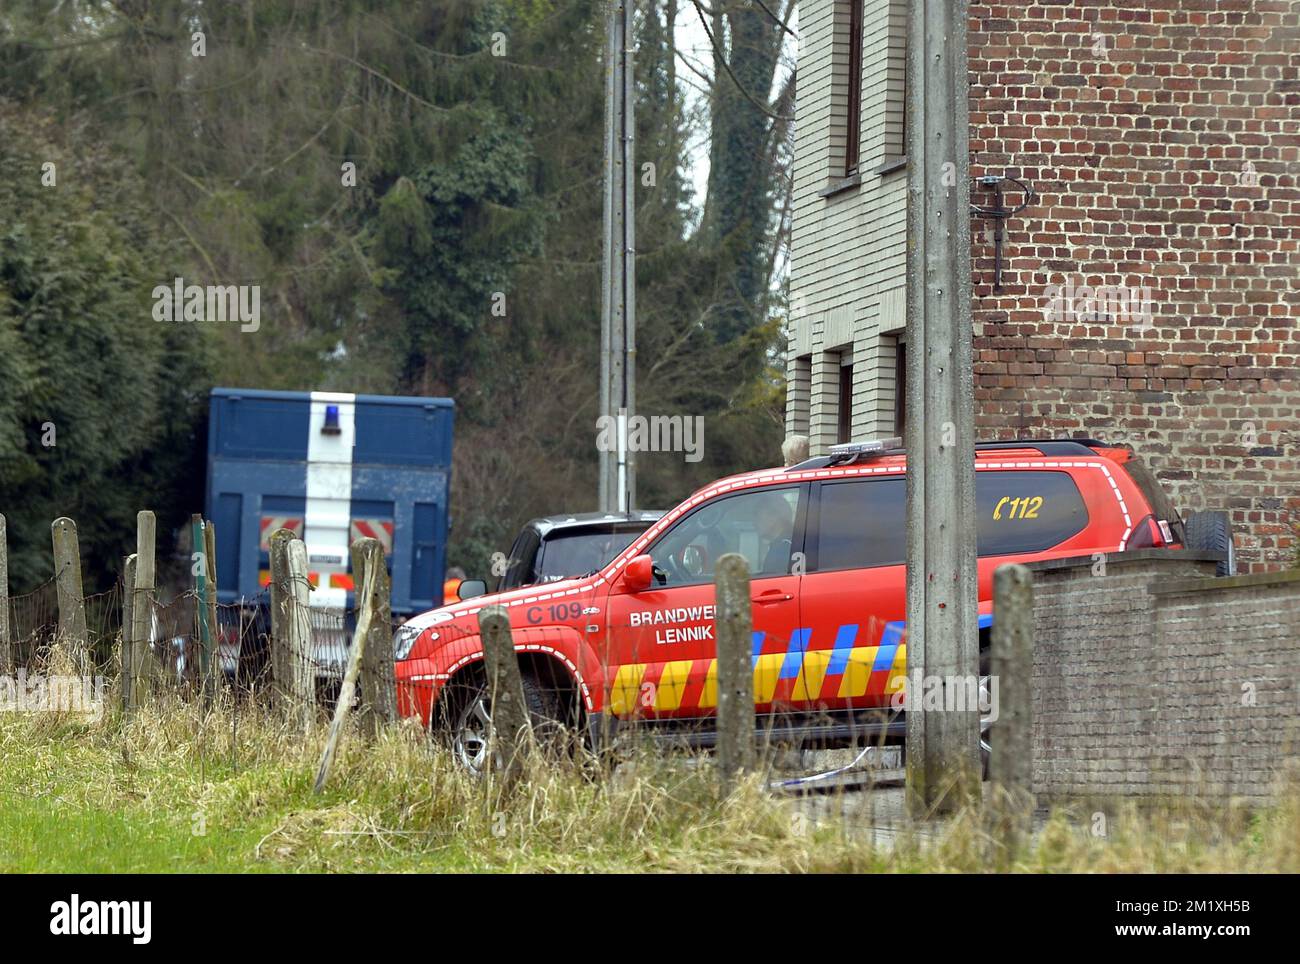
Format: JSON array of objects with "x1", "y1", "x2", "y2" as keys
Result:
[{"x1": 774, "y1": 749, "x2": 1049, "y2": 850}]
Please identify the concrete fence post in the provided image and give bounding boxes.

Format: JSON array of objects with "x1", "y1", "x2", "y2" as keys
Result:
[
  {"x1": 268, "y1": 527, "x2": 302, "y2": 711},
  {"x1": 478, "y1": 604, "x2": 532, "y2": 783},
  {"x1": 285, "y1": 539, "x2": 316, "y2": 723},
  {"x1": 51, "y1": 517, "x2": 88, "y2": 655},
  {"x1": 270, "y1": 535, "x2": 315, "y2": 723},
  {"x1": 0, "y1": 514, "x2": 11, "y2": 675},
  {"x1": 714, "y1": 552, "x2": 755, "y2": 787},
  {"x1": 988, "y1": 562, "x2": 1035, "y2": 862},
  {"x1": 268, "y1": 528, "x2": 291, "y2": 693},
  {"x1": 351, "y1": 537, "x2": 396, "y2": 732},
  {"x1": 126, "y1": 511, "x2": 157, "y2": 709}
]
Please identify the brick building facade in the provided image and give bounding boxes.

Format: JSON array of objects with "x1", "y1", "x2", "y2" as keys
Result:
[{"x1": 786, "y1": 0, "x2": 1300, "y2": 571}]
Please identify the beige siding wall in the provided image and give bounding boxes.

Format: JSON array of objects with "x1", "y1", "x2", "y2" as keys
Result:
[{"x1": 787, "y1": 0, "x2": 908, "y2": 454}]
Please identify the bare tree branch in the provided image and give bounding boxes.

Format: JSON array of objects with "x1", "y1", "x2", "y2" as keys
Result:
[{"x1": 689, "y1": 0, "x2": 794, "y2": 123}]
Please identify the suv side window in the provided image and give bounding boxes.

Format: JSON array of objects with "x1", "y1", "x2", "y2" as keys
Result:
[
  {"x1": 975, "y1": 470, "x2": 1088, "y2": 555},
  {"x1": 648, "y1": 486, "x2": 802, "y2": 587},
  {"x1": 812, "y1": 469, "x2": 1089, "y2": 570},
  {"x1": 815, "y1": 478, "x2": 907, "y2": 570}
]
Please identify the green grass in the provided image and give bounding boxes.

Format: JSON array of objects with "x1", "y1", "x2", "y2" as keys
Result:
[{"x1": 2, "y1": 681, "x2": 1298, "y2": 873}]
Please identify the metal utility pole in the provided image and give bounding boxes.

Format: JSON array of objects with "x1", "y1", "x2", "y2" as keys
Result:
[
  {"x1": 598, "y1": 0, "x2": 637, "y2": 513},
  {"x1": 903, "y1": 0, "x2": 980, "y2": 813}
]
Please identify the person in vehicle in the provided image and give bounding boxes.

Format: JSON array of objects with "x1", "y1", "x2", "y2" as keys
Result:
[
  {"x1": 781, "y1": 434, "x2": 809, "y2": 467},
  {"x1": 756, "y1": 495, "x2": 794, "y2": 575}
]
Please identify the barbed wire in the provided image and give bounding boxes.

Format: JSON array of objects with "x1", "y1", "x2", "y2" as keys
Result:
[
  {"x1": 3, "y1": 559, "x2": 374, "y2": 715},
  {"x1": 5, "y1": 576, "x2": 58, "y2": 668}
]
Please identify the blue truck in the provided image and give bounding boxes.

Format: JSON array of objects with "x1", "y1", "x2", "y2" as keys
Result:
[{"x1": 205, "y1": 388, "x2": 453, "y2": 681}]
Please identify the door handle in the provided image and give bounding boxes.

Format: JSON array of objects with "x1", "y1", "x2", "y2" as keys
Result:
[{"x1": 751, "y1": 590, "x2": 793, "y2": 604}]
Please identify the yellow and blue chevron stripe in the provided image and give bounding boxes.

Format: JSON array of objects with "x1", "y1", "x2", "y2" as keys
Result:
[{"x1": 606, "y1": 621, "x2": 911, "y2": 716}]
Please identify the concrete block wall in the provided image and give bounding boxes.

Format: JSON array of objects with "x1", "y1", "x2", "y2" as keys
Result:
[{"x1": 1026, "y1": 550, "x2": 1300, "y2": 802}]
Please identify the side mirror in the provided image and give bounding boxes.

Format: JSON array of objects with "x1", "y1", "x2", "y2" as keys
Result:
[
  {"x1": 457, "y1": 579, "x2": 487, "y2": 600},
  {"x1": 623, "y1": 554, "x2": 654, "y2": 593}
]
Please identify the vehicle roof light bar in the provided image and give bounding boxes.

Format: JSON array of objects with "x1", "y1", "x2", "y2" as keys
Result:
[
  {"x1": 788, "y1": 436, "x2": 1113, "y2": 472},
  {"x1": 827, "y1": 436, "x2": 904, "y2": 465}
]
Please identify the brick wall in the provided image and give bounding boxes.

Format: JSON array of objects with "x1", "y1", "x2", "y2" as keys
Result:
[
  {"x1": 969, "y1": 1, "x2": 1300, "y2": 571},
  {"x1": 1027, "y1": 551, "x2": 1300, "y2": 802}
]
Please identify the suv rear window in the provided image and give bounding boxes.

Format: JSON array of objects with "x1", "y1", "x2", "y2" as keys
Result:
[
  {"x1": 495, "y1": 527, "x2": 542, "y2": 592},
  {"x1": 813, "y1": 470, "x2": 1089, "y2": 570},
  {"x1": 975, "y1": 470, "x2": 1088, "y2": 555},
  {"x1": 535, "y1": 528, "x2": 643, "y2": 583},
  {"x1": 1120, "y1": 456, "x2": 1185, "y2": 540}
]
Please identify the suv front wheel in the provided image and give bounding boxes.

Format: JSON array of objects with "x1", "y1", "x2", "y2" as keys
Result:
[{"x1": 440, "y1": 672, "x2": 569, "y2": 777}]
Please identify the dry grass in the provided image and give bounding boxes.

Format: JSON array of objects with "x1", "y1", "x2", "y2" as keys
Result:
[{"x1": 1, "y1": 654, "x2": 1298, "y2": 872}]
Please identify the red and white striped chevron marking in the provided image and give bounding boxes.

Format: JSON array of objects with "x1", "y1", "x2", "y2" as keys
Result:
[
  {"x1": 259, "y1": 515, "x2": 303, "y2": 551},
  {"x1": 350, "y1": 519, "x2": 394, "y2": 555}
]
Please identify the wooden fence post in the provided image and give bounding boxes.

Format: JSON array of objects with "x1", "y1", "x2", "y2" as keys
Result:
[
  {"x1": 714, "y1": 552, "x2": 755, "y2": 786},
  {"x1": 988, "y1": 563, "x2": 1034, "y2": 863},
  {"x1": 0, "y1": 514, "x2": 11, "y2": 675},
  {"x1": 314, "y1": 551, "x2": 383, "y2": 793},
  {"x1": 51, "y1": 517, "x2": 88, "y2": 655},
  {"x1": 351, "y1": 537, "x2": 396, "y2": 732},
  {"x1": 191, "y1": 514, "x2": 215, "y2": 695},
  {"x1": 201, "y1": 524, "x2": 219, "y2": 696},
  {"x1": 283, "y1": 538, "x2": 316, "y2": 723},
  {"x1": 478, "y1": 604, "x2": 532, "y2": 783},
  {"x1": 126, "y1": 511, "x2": 157, "y2": 709}
]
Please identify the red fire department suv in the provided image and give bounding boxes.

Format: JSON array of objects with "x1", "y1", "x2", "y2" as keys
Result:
[{"x1": 394, "y1": 438, "x2": 1230, "y2": 773}]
